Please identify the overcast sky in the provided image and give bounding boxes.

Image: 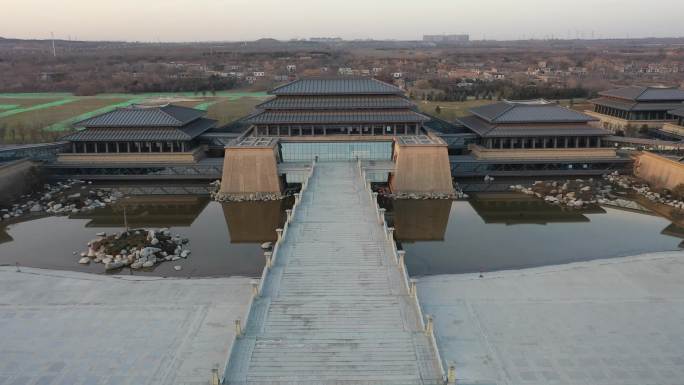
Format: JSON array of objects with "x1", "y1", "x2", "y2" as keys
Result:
[{"x1": 4, "y1": 0, "x2": 684, "y2": 42}]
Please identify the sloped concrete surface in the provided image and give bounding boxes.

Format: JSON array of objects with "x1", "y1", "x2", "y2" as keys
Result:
[
  {"x1": 419, "y1": 251, "x2": 684, "y2": 385},
  {"x1": 0, "y1": 267, "x2": 251, "y2": 385}
]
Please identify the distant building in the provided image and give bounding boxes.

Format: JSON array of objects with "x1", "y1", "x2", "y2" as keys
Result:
[
  {"x1": 58, "y1": 105, "x2": 216, "y2": 165},
  {"x1": 588, "y1": 86, "x2": 684, "y2": 133},
  {"x1": 454, "y1": 99, "x2": 627, "y2": 176},
  {"x1": 245, "y1": 78, "x2": 429, "y2": 136},
  {"x1": 38, "y1": 72, "x2": 66, "y2": 82},
  {"x1": 309, "y1": 37, "x2": 343, "y2": 43},
  {"x1": 338, "y1": 67, "x2": 354, "y2": 76},
  {"x1": 423, "y1": 34, "x2": 469, "y2": 43}
]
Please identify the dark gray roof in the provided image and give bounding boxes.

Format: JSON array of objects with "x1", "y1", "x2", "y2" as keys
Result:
[
  {"x1": 245, "y1": 110, "x2": 429, "y2": 124},
  {"x1": 62, "y1": 118, "x2": 216, "y2": 141},
  {"x1": 599, "y1": 86, "x2": 684, "y2": 102},
  {"x1": 256, "y1": 95, "x2": 414, "y2": 110},
  {"x1": 670, "y1": 107, "x2": 684, "y2": 118},
  {"x1": 457, "y1": 115, "x2": 609, "y2": 138},
  {"x1": 75, "y1": 105, "x2": 205, "y2": 128},
  {"x1": 591, "y1": 97, "x2": 684, "y2": 112},
  {"x1": 469, "y1": 100, "x2": 596, "y2": 124},
  {"x1": 270, "y1": 78, "x2": 404, "y2": 95}
]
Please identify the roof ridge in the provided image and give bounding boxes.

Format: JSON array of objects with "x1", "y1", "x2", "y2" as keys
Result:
[
  {"x1": 491, "y1": 102, "x2": 517, "y2": 122},
  {"x1": 269, "y1": 79, "x2": 300, "y2": 94},
  {"x1": 157, "y1": 105, "x2": 186, "y2": 126},
  {"x1": 635, "y1": 86, "x2": 650, "y2": 101}
]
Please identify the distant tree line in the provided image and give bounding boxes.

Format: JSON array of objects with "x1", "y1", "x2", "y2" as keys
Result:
[{"x1": 411, "y1": 79, "x2": 592, "y2": 102}]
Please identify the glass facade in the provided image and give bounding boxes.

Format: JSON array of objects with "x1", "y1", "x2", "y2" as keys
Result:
[{"x1": 280, "y1": 141, "x2": 393, "y2": 162}]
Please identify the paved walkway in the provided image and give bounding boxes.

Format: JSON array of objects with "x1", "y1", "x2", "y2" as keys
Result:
[
  {"x1": 0, "y1": 268, "x2": 251, "y2": 385},
  {"x1": 419, "y1": 251, "x2": 684, "y2": 385},
  {"x1": 224, "y1": 162, "x2": 443, "y2": 385}
]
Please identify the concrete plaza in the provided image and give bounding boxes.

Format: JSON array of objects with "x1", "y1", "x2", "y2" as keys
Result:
[
  {"x1": 0, "y1": 267, "x2": 251, "y2": 385},
  {"x1": 419, "y1": 251, "x2": 684, "y2": 385}
]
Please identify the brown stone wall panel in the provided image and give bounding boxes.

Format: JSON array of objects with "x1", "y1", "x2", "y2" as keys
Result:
[
  {"x1": 390, "y1": 144, "x2": 454, "y2": 194},
  {"x1": 635, "y1": 152, "x2": 684, "y2": 190}
]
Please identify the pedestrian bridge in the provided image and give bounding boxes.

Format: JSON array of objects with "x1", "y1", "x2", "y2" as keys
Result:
[{"x1": 222, "y1": 161, "x2": 450, "y2": 385}]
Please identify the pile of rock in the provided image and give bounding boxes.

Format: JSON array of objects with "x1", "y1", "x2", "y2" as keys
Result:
[
  {"x1": 385, "y1": 191, "x2": 458, "y2": 200},
  {"x1": 77, "y1": 228, "x2": 190, "y2": 271},
  {"x1": 0, "y1": 179, "x2": 124, "y2": 221},
  {"x1": 603, "y1": 171, "x2": 684, "y2": 209},
  {"x1": 212, "y1": 191, "x2": 283, "y2": 202},
  {"x1": 510, "y1": 178, "x2": 609, "y2": 208}
]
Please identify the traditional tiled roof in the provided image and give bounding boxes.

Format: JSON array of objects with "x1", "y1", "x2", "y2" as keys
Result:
[
  {"x1": 670, "y1": 107, "x2": 684, "y2": 118},
  {"x1": 74, "y1": 105, "x2": 205, "y2": 128},
  {"x1": 256, "y1": 95, "x2": 413, "y2": 110},
  {"x1": 469, "y1": 100, "x2": 596, "y2": 124},
  {"x1": 598, "y1": 86, "x2": 684, "y2": 102},
  {"x1": 62, "y1": 118, "x2": 216, "y2": 141},
  {"x1": 590, "y1": 97, "x2": 684, "y2": 112},
  {"x1": 457, "y1": 115, "x2": 609, "y2": 138},
  {"x1": 245, "y1": 110, "x2": 430, "y2": 124},
  {"x1": 270, "y1": 78, "x2": 404, "y2": 95}
]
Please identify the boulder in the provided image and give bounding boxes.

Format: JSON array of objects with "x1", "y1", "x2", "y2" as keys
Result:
[
  {"x1": 105, "y1": 261, "x2": 125, "y2": 271},
  {"x1": 142, "y1": 260, "x2": 155, "y2": 268},
  {"x1": 140, "y1": 247, "x2": 161, "y2": 258},
  {"x1": 30, "y1": 204, "x2": 42, "y2": 212},
  {"x1": 78, "y1": 257, "x2": 90, "y2": 264},
  {"x1": 174, "y1": 265, "x2": 182, "y2": 271}
]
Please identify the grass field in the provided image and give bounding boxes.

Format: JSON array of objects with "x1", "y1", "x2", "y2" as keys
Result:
[
  {"x1": 417, "y1": 98, "x2": 592, "y2": 122},
  {"x1": 417, "y1": 99, "x2": 495, "y2": 121},
  {"x1": 0, "y1": 91, "x2": 269, "y2": 144}
]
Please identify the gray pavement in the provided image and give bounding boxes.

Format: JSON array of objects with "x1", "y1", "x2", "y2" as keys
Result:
[
  {"x1": 0, "y1": 267, "x2": 251, "y2": 385},
  {"x1": 419, "y1": 251, "x2": 684, "y2": 385}
]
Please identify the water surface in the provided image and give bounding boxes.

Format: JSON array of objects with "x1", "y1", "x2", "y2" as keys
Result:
[
  {"x1": 0, "y1": 196, "x2": 290, "y2": 277},
  {"x1": 1, "y1": 191, "x2": 681, "y2": 277},
  {"x1": 385, "y1": 193, "x2": 683, "y2": 276}
]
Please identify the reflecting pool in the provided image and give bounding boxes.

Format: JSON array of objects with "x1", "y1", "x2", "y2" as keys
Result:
[
  {"x1": 1, "y1": 190, "x2": 681, "y2": 277},
  {"x1": 0, "y1": 196, "x2": 291, "y2": 277},
  {"x1": 384, "y1": 193, "x2": 683, "y2": 276}
]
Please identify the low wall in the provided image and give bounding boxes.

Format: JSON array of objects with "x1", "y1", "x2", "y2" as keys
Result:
[
  {"x1": 470, "y1": 145, "x2": 618, "y2": 160},
  {"x1": 634, "y1": 151, "x2": 684, "y2": 190},
  {"x1": 56, "y1": 147, "x2": 205, "y2": 164},
  {"x1": 584, "y1": 111, "x2": 673, "y2": 132},
  {"x1": 0, "y1": 159, "x2": 41, "y2": 204},
  {"x1": 660, "y1": 123, "x2": 684, "y2": 138}
]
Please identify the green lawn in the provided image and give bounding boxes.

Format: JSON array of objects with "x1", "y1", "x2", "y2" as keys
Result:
[
  {"x1": 417, "y1": 98, "x2": 592, "y2": 122},
  {"x1": 417, "y1": 99, "x2": 496, "y2": 121},
  {"x1": 0, "y1": 91, "x2": 269, "y2": 144}
]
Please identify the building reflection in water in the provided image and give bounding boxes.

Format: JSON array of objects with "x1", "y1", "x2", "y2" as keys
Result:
[
  {"x1": 69, "y1": 196, "x2": 211, "y2": 228},
  {"x1": 468, "y1": 193, "x2": 605, "y2": 225},
  {"x1": 388, "y1": 192, "x2": 683, "y2": 277},
  {"x1": 385, "y1": 199, "x2": 452, "y2": 242},
  {"x1": 221, "y1": 199, "x2": 290, "y2": 243}
]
